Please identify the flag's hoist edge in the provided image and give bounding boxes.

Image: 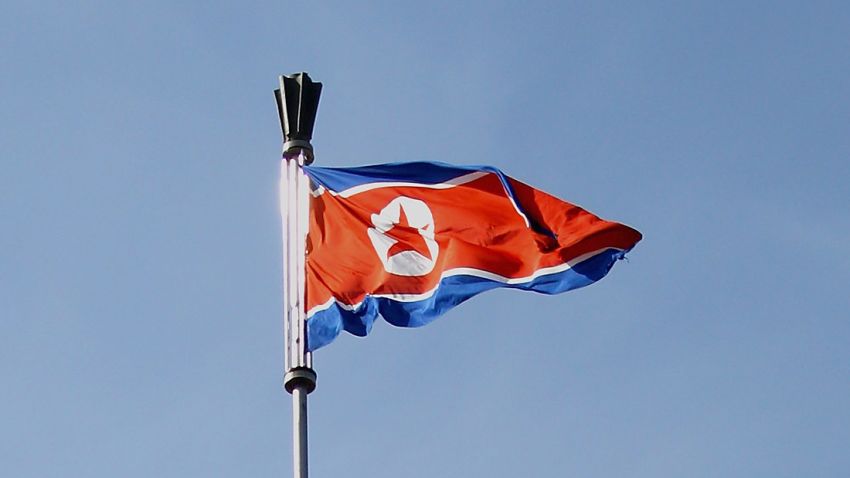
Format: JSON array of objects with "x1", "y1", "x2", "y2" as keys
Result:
[{"x1": 302, "y1": 161, "x2": 636, "y2": 351}]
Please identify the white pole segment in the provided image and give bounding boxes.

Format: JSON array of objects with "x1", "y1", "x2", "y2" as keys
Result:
[
  {"x1": 280, "y1": 148, "x2": 316, "y2": 478},
  {"x1": 282, "y1": 150, "x2": 313, "y2": 370}
]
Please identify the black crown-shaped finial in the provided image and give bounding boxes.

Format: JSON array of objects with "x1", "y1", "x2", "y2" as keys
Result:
[{"x1": 275, "y1": 72, "x2": 322, "y2": 162}]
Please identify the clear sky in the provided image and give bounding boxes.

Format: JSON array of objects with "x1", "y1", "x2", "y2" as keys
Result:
[{"x1": 2, "y1": 1, "x2": 848, "y2": 477}]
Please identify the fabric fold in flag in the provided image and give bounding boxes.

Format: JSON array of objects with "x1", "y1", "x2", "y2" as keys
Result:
[{"x1": 302, "y1": 161, "x2": 642, "y2": 351}]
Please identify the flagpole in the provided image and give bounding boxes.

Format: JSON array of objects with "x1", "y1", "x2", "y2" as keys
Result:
[{"x1": 276, "y1": 72, "x2": 322, "y2": 478}]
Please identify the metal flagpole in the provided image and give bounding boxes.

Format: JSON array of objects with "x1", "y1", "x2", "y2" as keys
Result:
[{"x1": 275, "y1": 72, "x2": 322, "y2": 478}]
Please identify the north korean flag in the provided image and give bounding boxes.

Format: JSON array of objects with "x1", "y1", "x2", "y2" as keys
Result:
[{"x1": 303, "y1": 161, "x2": 641, "y2": 351}]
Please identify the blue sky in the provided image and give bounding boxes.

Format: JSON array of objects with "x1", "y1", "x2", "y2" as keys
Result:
[{"x1": 2, "y1": 1, "x2": 848, "y2": 477}]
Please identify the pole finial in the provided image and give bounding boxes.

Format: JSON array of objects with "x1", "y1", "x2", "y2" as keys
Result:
[{"x1": 275, "y1": 72, "x2": 322, "y2": 164}]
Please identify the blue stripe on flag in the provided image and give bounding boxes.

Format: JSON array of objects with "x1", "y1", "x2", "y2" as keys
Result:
[
  {"x1": 304, "y1": 161, "x2": 488, "y2": 192},
  {"x1": 305, "y1": 248, "x2": 628, "y2": 351}
]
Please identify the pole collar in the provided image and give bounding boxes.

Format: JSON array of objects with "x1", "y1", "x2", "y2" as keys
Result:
[
  {"x1": 284, "y1": 367, "x2": 317, "y2": 394},
  {"x1": 283, "y1": 141, "x2": 315, "y2": 164}
]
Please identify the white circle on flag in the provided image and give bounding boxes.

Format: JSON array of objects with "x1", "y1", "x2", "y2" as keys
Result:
[{"x1": 367, "y1": 196, "x2": 439, "y2": 276}]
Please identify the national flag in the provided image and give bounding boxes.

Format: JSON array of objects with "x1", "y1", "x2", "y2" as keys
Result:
[{"x1": 302, "y1": 161, "x2": 641, "y2": 351}]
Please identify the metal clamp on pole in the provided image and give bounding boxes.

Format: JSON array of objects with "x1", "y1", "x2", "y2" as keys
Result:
[{"x1": 284, "y1": 367, "x2": 318, "y2": 394}]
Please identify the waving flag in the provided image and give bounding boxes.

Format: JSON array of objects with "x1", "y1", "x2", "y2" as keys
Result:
[{"x1": 302, "y1": 161, "x2": 641, "y2": 351}]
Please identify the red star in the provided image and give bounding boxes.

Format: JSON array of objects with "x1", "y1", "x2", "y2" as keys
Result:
[{"x1": 386, "y1": 205, "x2": 432, "y2": 259}]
